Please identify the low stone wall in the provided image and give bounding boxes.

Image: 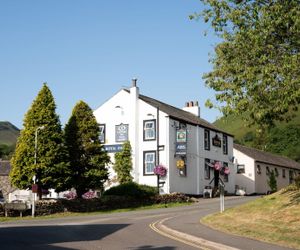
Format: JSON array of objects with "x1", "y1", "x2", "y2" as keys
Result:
[{"x1": 1, "y1": 193, "x2": 194, "y2": 217}]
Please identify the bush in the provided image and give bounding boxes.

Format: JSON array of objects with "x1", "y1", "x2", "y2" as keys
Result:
[
  {"x1": 294, "y1": 175, "x2": 300, "y2": 189},
  {"x1": 103, "y1": 182, "x2": 157, "y2": 199},
  {"x1": 151, "y1": 193, "x2": 192, "y2": 204}
]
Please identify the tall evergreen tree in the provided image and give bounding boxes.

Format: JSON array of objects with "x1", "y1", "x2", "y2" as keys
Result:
[
  {"x1": 10, "y1": 83, "x2": 70, "y2": 194},
  {"x1": 64, "y1": 101, "x2": 110, "y2": 198},
  {"x1": 113, "y1": 141, "x2": 133, "y2": 184}
]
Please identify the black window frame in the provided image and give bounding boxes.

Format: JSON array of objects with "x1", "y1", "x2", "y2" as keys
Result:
[
  {"x1": 143, "y1": 151, "x2": 156, "y2": 176},
  {"x1": 143, "y1": 119, "x2": 156, "y2": 141},
  {"x1": 204, "y1": 129, "x2": 210, "y2": 151},
  {"x1": 282, "y1": 169, "x2": 286, "y2": 178},
  {"x1": 204, "y1": 158, "x2": 211, "y2": 179},
  {"x1": 98, "y1": 124, "x2": 106, "y2": 144},
  {"x1": 266, "y1": 166, "x2": 270, "y2": 176},
  {"x1": 257, "y1": 164, "x2": 261, "y2": 175},
  {"x1": 223, "y1": 134, "x2": 228, "y2": 155},
  {"x1": 223, "y1": 162, "x2": 229, "y2": 182}
]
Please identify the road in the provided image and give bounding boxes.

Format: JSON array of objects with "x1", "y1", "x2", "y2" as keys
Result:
[{"x1": 0, "y1": 196, "x2": 290, "y2": 250}]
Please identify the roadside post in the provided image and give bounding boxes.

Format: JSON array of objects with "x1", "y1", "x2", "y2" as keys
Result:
[{"x1": 219, "y1": 180, "x2": 225, "y2": 213}]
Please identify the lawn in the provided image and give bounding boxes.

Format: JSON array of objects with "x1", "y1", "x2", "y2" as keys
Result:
[{"x1": 202, "y1": 187, "x2": 300, "y2": 249}]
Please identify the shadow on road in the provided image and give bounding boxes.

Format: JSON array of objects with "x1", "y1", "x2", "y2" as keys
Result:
[{"x1": 0, "y1": 223, "x2": 130, "y2": 249}]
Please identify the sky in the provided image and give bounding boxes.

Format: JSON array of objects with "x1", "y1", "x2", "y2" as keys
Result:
[{"x1": 0, "y1": 0, "x2": 221, "y2": 129}]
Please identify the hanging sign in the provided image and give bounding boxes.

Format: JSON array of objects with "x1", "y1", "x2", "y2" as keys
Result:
[
  {"x1": 212, "y1": 135, "x2": 221, "y2": 147},
  {"x1": 115, "y1": 124, "x2": 129, "y2": 142},
  {"x1": 175, "y1": 128, "x2": 187, "y2": 155}
]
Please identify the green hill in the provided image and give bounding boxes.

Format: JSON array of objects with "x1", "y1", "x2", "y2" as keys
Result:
[
  {"x1": 0, "y1": 121, "x2": 19, "y2": 159},
  {"x1": 0, "y1": 121, "x2": 20, "y2": 146},
  {"x1": 213, "y1": 109, "x2": 300, "y2": 162}
]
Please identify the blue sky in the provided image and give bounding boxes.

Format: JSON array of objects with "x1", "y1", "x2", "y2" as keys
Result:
[{"x1": 0, "y1": 0, "x2": 221, "y2": 129}]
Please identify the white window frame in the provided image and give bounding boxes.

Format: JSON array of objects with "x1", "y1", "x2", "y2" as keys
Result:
[
  {"x1": 144, "y1": 151, "x2": 156, "y2": 175},
  {"x1": 143, "y1": 120, "x2": 156, "y2": 141}
]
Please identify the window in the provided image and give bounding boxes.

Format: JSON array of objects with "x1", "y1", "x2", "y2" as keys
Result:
[
  {"x1": 274, "y1": 168, "x2": 279, "y2": 177},
  {"x1": 237, "y1": 164, "x2": 245, "y2": 174},
  {"x1": 266, "y1": 166, "x2": 270, "y2": 175},
  {"x1": 204, "y1": 129, "x2": 210, "y2": 150},
  {"x1": 204, "y1": 158, "x2": 211, "y2": 179},
  {"x1": 99, "y1": 124, "x2": 105, "y2": 143},
  {"x1": 143, "y1": 120, "x2": 156, "y2": 141},
  {"x1": 289, "y1": 170, "x2": 294, "y2": 184},
  {"x1": 257, "y1": 165, "x2": 261, "y2": 174},
  {"x1": 223, "y1": 162, "x2": 229, "y2": 182},
  {"x1": 282, "y1": 169, "x2": 286, "y2": 178},
  {"x1": 143, "y1": 151, "x2": 156, "y2": 175},
  {"x1": 223, "y1": 134, "x2": 228, "y2": 155}
]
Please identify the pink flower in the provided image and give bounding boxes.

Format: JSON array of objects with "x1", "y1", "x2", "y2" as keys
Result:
[{"x1": 154, "y1": 165, "x2": 167, "y2": 177}]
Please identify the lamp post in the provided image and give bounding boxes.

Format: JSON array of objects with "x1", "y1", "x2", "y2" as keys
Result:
[{"x1": 32, "y1": 125, "x2": 45, "y2": 218}]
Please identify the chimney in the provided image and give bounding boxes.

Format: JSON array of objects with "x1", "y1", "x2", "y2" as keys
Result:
[
  {"x1": 132, "y1": 78, "x2": 137, "y2": 87},
  {"x1": 182, "y1": 100, "x2": 200, "y2": 117}
]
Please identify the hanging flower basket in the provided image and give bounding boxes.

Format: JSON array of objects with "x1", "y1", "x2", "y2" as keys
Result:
[
  {"x1": 154, "y1": 165, "x2": 167, "y2": 177},
  {"x1": 214, "y1": 161, "x2": 221, "y2": 171},
  {"x1": 224, "y1": 167, "x2": 230, "y2": 175}
]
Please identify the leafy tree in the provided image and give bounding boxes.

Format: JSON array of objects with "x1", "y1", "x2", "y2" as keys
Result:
[
  {"x1": 191, "y1": 1, "x2": 300, "y2": 127},
  {"x1": 266, "y1": 125, "x2": 300, "y2": 162},
  {"x1": 0, "y1": 144, "x2": 15, "y2": 159},
  {"x1": 268, "y1": 170, "x2": 277, "y2": 193},
  {"x1": 10, "y1": 83, "x2": 70, "y2": 195},
  {"x1": 113, "y1": 141, "x2": 133, "y2": 184},
  {"x1": 64, "y1": 101, "x2": 110, "y2": 198}
]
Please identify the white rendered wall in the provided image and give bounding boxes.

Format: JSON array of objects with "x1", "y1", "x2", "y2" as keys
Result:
[{"x1": 233, "y1": 149, "x2": 256, "y2": 194}]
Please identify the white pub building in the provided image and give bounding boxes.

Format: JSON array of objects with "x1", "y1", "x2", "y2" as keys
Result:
[{"x1": 94, "y1": 80, "x2": 235, "y2": 195}]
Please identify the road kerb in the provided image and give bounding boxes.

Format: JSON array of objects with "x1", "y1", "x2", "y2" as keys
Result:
[{"x1": 150, "y1": 217, "x2": 240, "y2": 250}]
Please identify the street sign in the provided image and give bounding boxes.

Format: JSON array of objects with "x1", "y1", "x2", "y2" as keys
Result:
[{"x1": 32, "y1": 184, "x2": 38, "y2": 193}]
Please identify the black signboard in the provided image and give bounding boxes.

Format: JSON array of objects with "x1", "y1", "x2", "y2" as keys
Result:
[{"x1": 212, "y1": 135, "x2": 221, "y2": 147}]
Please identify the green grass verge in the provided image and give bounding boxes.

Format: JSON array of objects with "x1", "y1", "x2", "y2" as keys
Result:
[
  {"x1": 202, "y1": 188, "x2": 300, "y2": 249},
  {"x1": 0, "y1": 202, "x2": 193, "y2": 222}
]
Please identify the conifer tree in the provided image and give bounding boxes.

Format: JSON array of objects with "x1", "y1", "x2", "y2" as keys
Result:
[
  {"x1": 64, "y1": 101, "x2": 110, "y2": 198},
  {"x1": 113, "y1": 141, "x2": 133, "y2": 184},
  {"x1": 10, "y1": 83, "x2": 70, "y2": 194}
]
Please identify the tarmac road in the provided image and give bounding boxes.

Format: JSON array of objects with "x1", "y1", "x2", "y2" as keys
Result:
[{"x1": 0, "y1": 196, "x2": 292, "y2": 250}]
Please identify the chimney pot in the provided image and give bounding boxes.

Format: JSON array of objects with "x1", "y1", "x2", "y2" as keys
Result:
[
  {"x1": 190, "y1": 101, "x2": 194, "y2": 107},
  {"x1": 185, "y1": 102, "x2": 189, "y2": 107},
  {"x1": 132, "y1": 78, "x2": 137, "y2": 87}
]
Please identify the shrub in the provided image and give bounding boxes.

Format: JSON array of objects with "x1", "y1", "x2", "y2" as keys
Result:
[
  {"x1": 103, "y1": 182, "x2": 157, "y2": 199},
  {"x1": 294, "y1": 175, "x2": 300, "y2": 189},
  {"x1": 151, "y1": 193, "x2": 192, "y2": 204}
]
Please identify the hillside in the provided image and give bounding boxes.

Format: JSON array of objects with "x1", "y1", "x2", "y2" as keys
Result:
[
  {"x1": 0, "y1": 121, "x2": 20, "y2": 146},
  {"x1": 213, "y1": 109, "x2": 300, "y2": 162}
]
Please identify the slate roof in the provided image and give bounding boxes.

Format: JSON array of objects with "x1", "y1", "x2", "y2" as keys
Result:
[
  {"x1": 137, "y1": 93, "x2": 233, "y2": 136},
  {"x1": 234, "y1": 144, "x2": 300, "y2": 170},
  {"x1": 0, "y1": 160, "x2": 11, "y2": 176}
]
